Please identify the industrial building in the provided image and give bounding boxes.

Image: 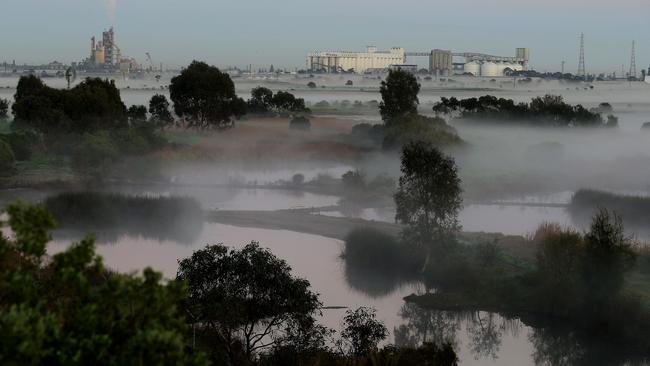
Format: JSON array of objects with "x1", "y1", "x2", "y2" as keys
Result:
[
  {"x1": 307, "y1": 46, "x2": 529, "y2": 76},
  {"x1": 307, "y1": 47, "x2": 406, "y2": 73},
  {"x1": 86, "y1": 27, "x2": 139, "y2": 72}
]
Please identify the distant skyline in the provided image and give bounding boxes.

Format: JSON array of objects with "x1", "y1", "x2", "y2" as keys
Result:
[{"x1": 0, "y1": 0, "x2": 648, "y2": 74}]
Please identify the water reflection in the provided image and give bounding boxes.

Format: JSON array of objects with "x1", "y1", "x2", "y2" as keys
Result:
[
  {"x1": 342, "y1": 255, "x2": 417, "y2": 299},
  {"x1": 394, "y1": 303, "x2": 461, "y2": 349}
]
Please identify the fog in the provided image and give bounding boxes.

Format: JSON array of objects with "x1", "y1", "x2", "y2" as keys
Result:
[{"x1": 2, "y1": 71, "x2": 650, "y2": 364}]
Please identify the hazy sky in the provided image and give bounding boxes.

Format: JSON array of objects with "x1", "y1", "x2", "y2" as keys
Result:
[{"x1": 1, "y1": 0, "x2": 648, "y2": 73}]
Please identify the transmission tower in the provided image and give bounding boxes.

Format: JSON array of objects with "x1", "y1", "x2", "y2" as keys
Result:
[
  {"x1": 629, "y1": 40, "x2": 637, "y2": 79},
  {"x1": 577, "y1": 33, "x2": 586, "y2": 79}
]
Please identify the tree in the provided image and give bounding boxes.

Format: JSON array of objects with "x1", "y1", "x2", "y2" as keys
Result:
[
  {"x1": 127, "y1": 105, "x2": 148, "y2": 123},
  {"x1": 176, "y1": 242, "x2": 321, "y2": 362},
  {"x1": 581, "y1": 209, "x2": 636, "y2": 306},
  {"x1": 0, "y1": 98, "x2": 8, "y2": 120},
  {"x1": 341, "y1": 170, "x2": 365, "y2": 189},
  {"x1": 339, "y1": 307, "x2": 388, "y2": 356},
  {"x1": 248, "y1": 86, "x2": 274, "y2": 114},
  {"x1": 394, "y1": 141, "x2": 462, "y2": 260},
  {"x1": 12, "y1": 76, "x2": 127, "y2": 134},
  {"x1": 272, "y1": 91, "x2": 306, "y2": 113},
  {"x1": 148, "y1": 94, "x2": 174, "y2": 127},
  {"x1": 170, "y1": 61, "x2": 246, "y2": 129},
  {"x1": 0, "y1": 202, "x2": 207, "y2": 366},
  {"x1": 379, "y1": 69, "x2": 420, "y2": 125}
]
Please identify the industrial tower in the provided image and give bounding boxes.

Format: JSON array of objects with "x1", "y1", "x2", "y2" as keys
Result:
[
  {"x1": 577, "y1": 33, "x2": 586, "y2": 79},
  {"x1": 629, "y1": 40, "x2": 637, "y2": 79}
]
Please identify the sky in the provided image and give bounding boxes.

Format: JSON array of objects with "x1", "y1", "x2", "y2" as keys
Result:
[{"x1": 0, "y1": 0, "x2": 648, "y2": 73}]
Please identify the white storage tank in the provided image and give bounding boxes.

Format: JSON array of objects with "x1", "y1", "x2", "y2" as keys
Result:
[
  {"x1": 481, "y1": 62, "x2": 500, "y2": 77},
  {"x1": 464, "y1": 62, "x2": 480, "y2": 76}
]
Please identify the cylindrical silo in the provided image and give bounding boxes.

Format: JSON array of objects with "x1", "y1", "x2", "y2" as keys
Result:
[
  {"x1": 481, "y1": 62, "x2": 499, "y2": 77},
  {"x1": 464, "y1": 61, "x2": 480, "y2": 76}
]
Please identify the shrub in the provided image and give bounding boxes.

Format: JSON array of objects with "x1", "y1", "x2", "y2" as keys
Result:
[
  {"x1": 382, "y1": 113, "x2": 461, "y2": 150},
  {"x1": 0, "y1": 140, "x2": 16, "y2": 176},
  {"x1": 307, "y1": 81, "x2": 317, "y2": 89},
  {"x1": 71, "y1": 132, "x2": 120, "y2": 181},
  {"x1": 0, "y1": 98, "x2": 9, "y2": 120},
  {"x1": 290, "y1": 173, "x2": 305, "y2": 186},
  {"x1": 343, "y1": 228, "x2": 422, "y2": 275},
  {"x1": 45, "y1": 192, "x2": 204, "y2": 244},
  {"x1": 341, "y1": 170, "x2": 365, "y2": 189},
  {"x1": 290, "y1": 116, "x2": 311, "y2": 130},
  {"x1": 0, "y1": 132, "x2": 35, "y2": 161}
]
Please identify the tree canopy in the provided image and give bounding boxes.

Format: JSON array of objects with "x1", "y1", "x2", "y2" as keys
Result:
[
  {"x1": 0, "y1": 98, "x2": 8, "y2": 120},
  {"x1": 149, "y1": 94, "x2": 174, "y2": 127},
  {"x1": 12, "y1": 75, "x2": 128, "y2": 133},
  {"x1": 432, "y1": 94, "x2": 608, "y2": 127},
  {"x1": 0, "y1": 202, "x2": 207, "y2": 366},
  {"x1": 394, "y1": 141, "x2": 463, "y2": 258},
  {"x1": 379, "y1": 70, "x2": 420, "y2": 125},
  {"x1": 170, "y1": 61, "x2": 247, "y2": 129},
  {"x1": 339, "y1": 307, "x2": 388, "y2": 356},
  {"x1": 176, "y1": 242, "x2": 321, "y2": 363}
]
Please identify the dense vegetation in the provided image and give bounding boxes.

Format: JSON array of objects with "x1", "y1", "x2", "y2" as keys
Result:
[
  {"x1": 44, "y1": 192, "x2": 204, "y2": 244},
  {"x1": 342, "y1": 142, "x2": 650, "y2": 360},
  {"x1": 5, "y1": 75, "x2": 172, "y2": 181},
  {"x1": 433, "y1": 94, "x2": 616, "y2": 127},
  {"x1": 569, "y1": 189, "x2": 650, "y2": 234},
  {"x1": 0, "y1": 202, "x2": 459, "y2": 366},
  {"x1": 0, "y1": 202, "x2": 207, "y2": 365},
  {"x1": 394, "y1": 141, "x2": 463, "y2": 263},
  {"x1": 247, "y1": 87, "x2": 308, "y2": 116},
  {"x1": 348, "y1": 69, "x2": 461, "y2": 151},
  {"x1": 170, "y1": 61, "x2": 247, "y2": 129},
  {"x1": 12, "y1": 76, "x2": 128, "y2": 133}
]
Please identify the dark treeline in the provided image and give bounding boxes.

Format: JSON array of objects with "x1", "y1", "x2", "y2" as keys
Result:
[
  {"x1": 569, "y1": 189, "x2": 650, "y2": 238},
  {"x1": 45, "y1": 192, "x2": 204, "y2": 244},
  {"x1": 0, "y1": 202, "x2": 458, "y2": 366},
  {"x1": 432, "y1": 94, "x2": 617, "y2": 127},
  {"x1": 247, "y1": 86, "x2": 308, "y2": 116}
]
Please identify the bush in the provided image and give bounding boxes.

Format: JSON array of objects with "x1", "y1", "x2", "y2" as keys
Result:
[
  {"x1": 292, "y1": 173, "x2": 305, "y2": 185},
  {"x1": 290, "y1": 116, "x2": 311, "y2": 130},
  {"x1": 45, "y1": 192, "x2": 204, "y2": 244},
  {"x1": 341, "y1": 170, "x2": 365, "y2": 189},
  {"x1": 382, "y1": 113, "x2": 462, "y2": 150},
  {"x1": 0, "y1": 132, "x2": 35, "y2": 161},
  {"x1": 343, "y1": 228, "x2": 422, "y2": 275},
  {"x1": 71, "y1": 132, "x2": 120, "y2": 181},
  {"x1": 0, "y1": 98, "x2": 8, "y2": 120},
  {"x1": 0, "y1": 140, "x2": 16, "y2": 176},
  {"x1": 307, "y1": 81, "x2": 317, "y2": 89}
]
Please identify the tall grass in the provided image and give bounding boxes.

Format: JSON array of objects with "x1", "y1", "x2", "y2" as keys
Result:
[{"x1": 45, "y1": 192, "x2": 204, "y2": 244}]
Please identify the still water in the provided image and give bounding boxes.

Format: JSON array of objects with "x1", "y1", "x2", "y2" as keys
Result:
[{"x1": 48, "y1": 222, "x2": 536, "y2": 365}]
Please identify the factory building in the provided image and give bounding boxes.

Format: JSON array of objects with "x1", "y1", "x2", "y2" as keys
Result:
[
  {"x1": 307, "y1": 46, "x2": 405, "y2": 73},
  {"x1": 85, "y1": 27, "x2": 139, "y2": 72},
  {"x1": 430, "y1": 49, "x2": 453, "y2": 76}
]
